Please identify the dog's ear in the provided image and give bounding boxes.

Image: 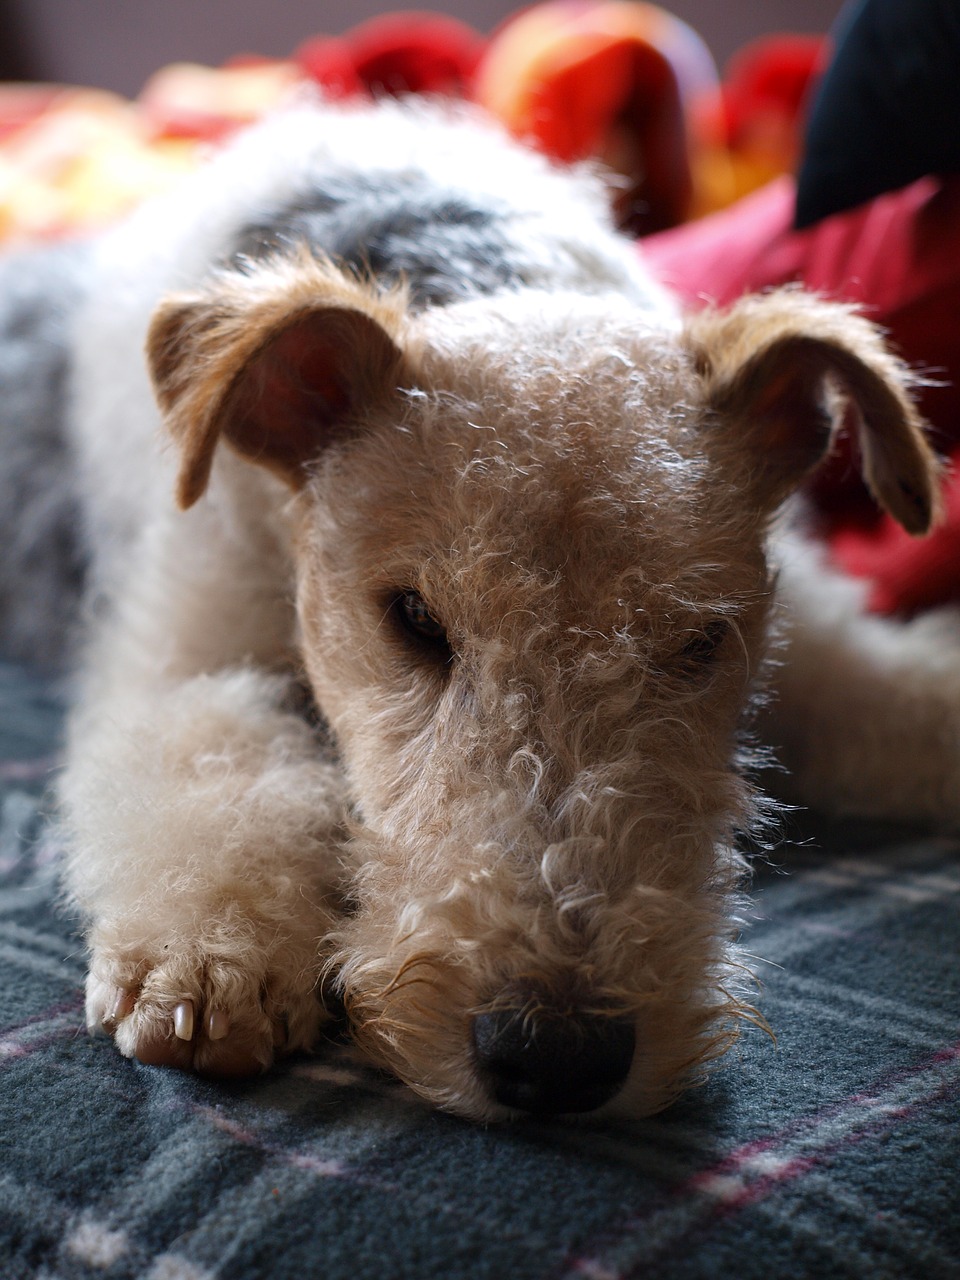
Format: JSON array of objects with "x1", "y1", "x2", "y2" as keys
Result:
[
  {"x1": 686, "y1": 290, "x2": 943, "y2": 534},
  {"x1": 147, "y1": 259, "x2": 408, "y2": 509}
]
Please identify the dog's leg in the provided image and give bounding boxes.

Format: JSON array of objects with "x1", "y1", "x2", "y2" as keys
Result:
[
  {"x1": 61, "y1": 258, "x2": 419, "y2": 1078},
  {"x1": 60, "y1": 488, "x2": 347, "y2": 1076},
  {"x1": 764, "y1": 535, "x2": 960, "y2": 826}
]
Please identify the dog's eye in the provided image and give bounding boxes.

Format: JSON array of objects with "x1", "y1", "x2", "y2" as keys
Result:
[
  {"x1": 393, "y1": 589, "x2": 450, "y2": 651},
  {"x1": 675, "y1": 618, "x2": 730, "y2": 674}
]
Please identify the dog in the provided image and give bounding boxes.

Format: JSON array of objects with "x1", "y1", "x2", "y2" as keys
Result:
[{"x1": 2, "y1": 97, "x2": 952, "y2": 1121}]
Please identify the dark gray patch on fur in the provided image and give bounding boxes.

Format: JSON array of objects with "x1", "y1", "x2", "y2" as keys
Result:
[
  {"x1": 232, "y1": 170, "x2": 522, "y2": 307},
  {"x1": 0, "y1": 241, "x2": 90, "y2": 671}
]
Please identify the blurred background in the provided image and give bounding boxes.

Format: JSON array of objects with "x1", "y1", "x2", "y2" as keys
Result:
[{"x1": 1, "y1": 0, "x2": 843, "y2": 94}]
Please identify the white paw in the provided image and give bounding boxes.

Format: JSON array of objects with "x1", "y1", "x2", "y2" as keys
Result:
[{"x1": 85, "y1": 932, "x2": 326, "y2": 1078}]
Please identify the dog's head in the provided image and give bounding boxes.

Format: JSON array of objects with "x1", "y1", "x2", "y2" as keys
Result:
[{"x1": 148, "y1": 258, "x2": 940, "y2": 1119}]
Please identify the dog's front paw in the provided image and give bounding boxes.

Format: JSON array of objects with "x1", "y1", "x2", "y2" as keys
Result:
[{"x1": 85, "y1": 931, "x2": 326, "y2": 1078}]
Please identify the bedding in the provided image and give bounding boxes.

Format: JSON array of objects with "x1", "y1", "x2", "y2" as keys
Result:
[{"x1": 2, "y1": 661, "x2": 957, "y2": 1279}]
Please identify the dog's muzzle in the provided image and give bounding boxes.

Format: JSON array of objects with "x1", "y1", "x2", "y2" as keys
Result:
[{"x1": 471, "y1": 998, "x2": 635, "y2": 1114}]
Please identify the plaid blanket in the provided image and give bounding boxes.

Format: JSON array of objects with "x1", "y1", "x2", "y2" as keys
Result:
[{"x1": 1, "y1": 659, "x2": 958, "y2": 1280}]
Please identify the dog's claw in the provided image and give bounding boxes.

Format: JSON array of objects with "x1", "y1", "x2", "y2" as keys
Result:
[
  {"x1": 207, "y1": 1009, "x2": 229, "y2": 1041},
  {"x1": 86, "y1": 945, "x2": 324, "y2": 1077},
  {"x1": 95, "y1": 987, "x2": 136, "y2": 1034},
  {"x1": 174, "y1": 1000, "x2": 195, "y2": 1041}
]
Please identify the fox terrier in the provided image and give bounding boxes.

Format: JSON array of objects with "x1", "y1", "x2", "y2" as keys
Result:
[{"x1": 1, "y1": 98, "x2": 952, "y2": 1121}]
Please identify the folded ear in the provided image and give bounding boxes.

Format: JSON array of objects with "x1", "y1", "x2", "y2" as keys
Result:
[
  {"x1": 147, "y1": 257, "x2": 408, "y2": 509},
  {"x1": 685, "y1": 290, "x2": 943, "y2": 534}
]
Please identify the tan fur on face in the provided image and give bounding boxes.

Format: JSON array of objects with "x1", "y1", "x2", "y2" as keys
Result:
[{"x1": 283, "y1": 294, "x2": 782, "y2": 1117}]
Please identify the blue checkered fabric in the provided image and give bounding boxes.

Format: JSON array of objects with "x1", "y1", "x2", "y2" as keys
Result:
[{"x1": 2, "y1": 660, "x2": 958, "y2": 1280}]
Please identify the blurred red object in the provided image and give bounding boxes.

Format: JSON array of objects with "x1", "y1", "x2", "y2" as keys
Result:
[
  {"x1": 295, "y1": 13, "x2": 486, "y2": 98},
  {"x1": 475, "y1": 1, "x2": 720, "y2": 233},
  {"x1": 693, "y1": 35, "x2": 827, "y2": 203}
]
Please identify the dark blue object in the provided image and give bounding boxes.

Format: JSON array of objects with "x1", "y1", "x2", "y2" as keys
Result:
[{"x1": 796, "y1": 0, "x2": 960, "y2": 226}]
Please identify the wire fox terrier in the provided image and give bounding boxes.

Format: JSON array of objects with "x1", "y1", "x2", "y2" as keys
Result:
[{"x1": 2, "y1": 99, "x2": 952, "y2": 1120}]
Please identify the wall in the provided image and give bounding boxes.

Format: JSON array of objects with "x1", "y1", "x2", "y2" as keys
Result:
[{"x1": 7, "y1": 0, "x2": 844, "y2": 98}]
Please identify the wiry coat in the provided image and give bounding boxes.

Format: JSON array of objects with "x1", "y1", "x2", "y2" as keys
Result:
[{"x1": 17, "y1": 98, "x2": 949, "y2": 1120}]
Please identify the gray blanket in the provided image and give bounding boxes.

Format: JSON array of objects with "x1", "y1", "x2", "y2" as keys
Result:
[{"x1": 2, "y1": 661, "x2": 957, "y2": 1280}]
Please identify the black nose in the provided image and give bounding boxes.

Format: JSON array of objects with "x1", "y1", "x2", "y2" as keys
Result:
[{"x1": 471, "y1": 1002, "x2": 635, "y2": 1114}]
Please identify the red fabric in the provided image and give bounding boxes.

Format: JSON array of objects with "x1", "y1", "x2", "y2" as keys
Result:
[
  {"x1": 832, "y1": 467, "x2": 960, "y2": 616},
  {"x1": 290, "y1": 38, "x2": 366, "y2": 97},
  {"x1": 295, "y1": 14, "x2": 485, "y2": 98},
  {"x1": 718, "y1": 36, "x2": 827, "y2": 147},
  {"x1": 643, "y1": 176, "x2": 960, "y2": 615}
]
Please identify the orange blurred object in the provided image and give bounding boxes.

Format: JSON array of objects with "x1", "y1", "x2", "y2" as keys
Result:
[
  {"x1": 476, "y1": 0, "x2": 723, "y2": 232},
  {"x1": 138, "y1": 59, "x2": 303, "y2": 141},
  {"x1": 695, "y1": 35, "x2": 827, "y2": 204}
]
